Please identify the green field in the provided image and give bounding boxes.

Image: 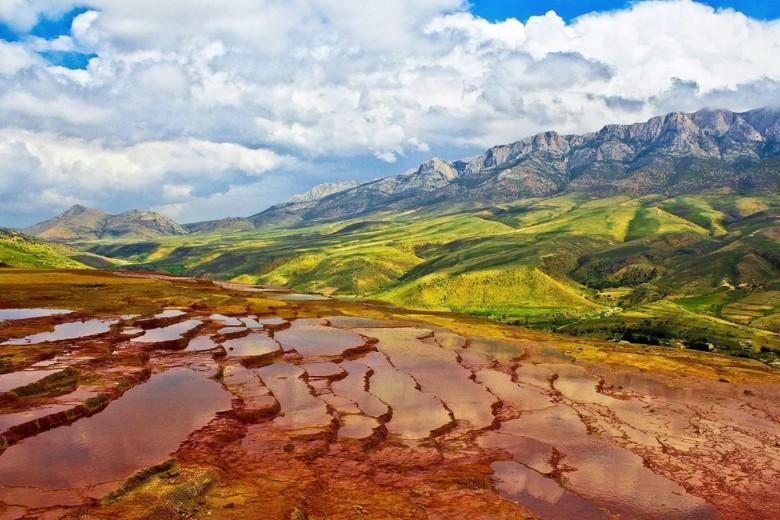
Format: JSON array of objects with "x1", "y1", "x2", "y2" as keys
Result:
[
  {"x1": 51, "y1": 189, "x2": 780, "y2": 365},
  {"x1": 0, "y1": 228, "x2": 92, "y2": 269}
]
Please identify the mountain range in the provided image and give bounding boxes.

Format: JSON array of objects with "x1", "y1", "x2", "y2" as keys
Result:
[
  {"x1": 24, "y1": 107, "x2": 780, "y2": 237},
  {"x1": 247, "y1": 107, "x2": 780, "y2": 228}
]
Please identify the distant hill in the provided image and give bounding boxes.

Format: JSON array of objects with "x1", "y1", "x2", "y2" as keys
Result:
[
  {"x1": 0, "y1": 228, "x2": 92, "y2": 269},
  {"x1": 24, "y1": 205, "x2": 189, "y2": 241}
]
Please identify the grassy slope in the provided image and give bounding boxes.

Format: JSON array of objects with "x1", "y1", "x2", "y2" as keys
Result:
[
  {"x1": 0, "y1": 229, "x2": 92, "y2": 269},
  {"x1": 54, "y1": 190, "x2": 780, "y2": 363}
]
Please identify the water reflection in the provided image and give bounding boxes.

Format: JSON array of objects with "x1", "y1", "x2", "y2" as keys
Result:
[
  {"x1": 492, "y1": 461, "x2": 612, "y2": 520},
  {"x1": 0, "y1": 309, "x2": 72, "y2": 321},
  {"x1": 222, "y1": 333, "x2": 281, "y2": 358},
  {"x1": 255, "y1": 363, "x2": 333, "y2": 432},
  {"x1": 0, "y1": 370, "x2": 59, "y2": 393},
  {"x1": 131, "y1": 319, "x2": 203, "y2": 344},
  {"x1": 2, "y1": 319, "x2": 118, "y2": 345},
  {"x1": 0, "y1": 368, "x2": 231, "y2": 489},
  {"x1": 274, "y1": 325, "x2": 367, "y2": 357}
]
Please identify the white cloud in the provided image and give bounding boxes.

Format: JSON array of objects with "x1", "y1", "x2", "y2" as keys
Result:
[
  {"x1": 1, "y1": 0, "x2": 779, "y2": 226},
  {"x1": 0, "y1": 41, "x2": 42, "y2": 75},
  {"x1": 0, "y1": 129, "x2": 287, "y2": 225},
  {"x1": 0, "y1": 0, "x2": 81, "y2": 32}
]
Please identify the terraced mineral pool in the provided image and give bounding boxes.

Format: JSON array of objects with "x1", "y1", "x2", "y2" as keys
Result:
[
  {"x1": 359, "y1": 328, "x2": 497, "y2": 429},
  {"x1": 474, "y1": 370, "x2": 553, "y2": 412},
  {"x1": 217, "y1": 326, "x2": 247, "y2": 335},
  {"x1": 331, "y1": 360, "x2": 389, "y2": 418},
  {"x1": 326, "y1": 316, "x2": 394, "y2": 328},
  {"x1": 240, "y1": 317, "x2": 264, "y2": 329},
  {"x1": 0, "y1": 368, "x2": 231, "y2": 490},
  {"x1": 491, "y1": 461, "x2": 612, "y2": 520},
  {"x1": 274, "y1": 325, "x2": 367, "y2": 357},
  {"x1": 0, "y1": 383, "x2": 98, "y2": 430},
  {"x1": 2, "y1": 319, "x2": 118, "y2": 345},
  {"x1": 0, "y1": 369, "x2": 59, "y2": 393},
  {"x1": 301, "y1": 362, "x2": 346, "y2": 379},
  {"x1": 467, "y1": 337, "x2": 525, "y2": 360},
  {"x1": 356, "y1": 351, "x2": 452, "y2": 440},
  {"x1": 256, "y1": 317, "x2": 289, "y2": 328},
  {"x1": 0, "y1": 309, "x2": 72, "y2": 321},
  {"x1": 153, "y1": 309, "x2": 187, "y2": 319},
  {"x1": 130, "y1": 319, "x2": 203, "y2": 344},
  {"x1": 255, "y1": 363, "x2": 333, "y2": 432},
  {"x1": 0, "y1": 402, "x2": 73, "y2": 431},
  {"x1": 222, "y1": 333, "x2": 281, "y2": 358},
  {"x1": 209, "y1": 314, "x2": 243, "y2": 326},
  {"x1": 497, "y1": 406, "x2": 721, "y2": 519},
  {"x1": 185, "y1": 336, "x2": 220, "y2": 352},
  {"x1": 338, "y1": 415, "x2": 381, "y2": 440}
]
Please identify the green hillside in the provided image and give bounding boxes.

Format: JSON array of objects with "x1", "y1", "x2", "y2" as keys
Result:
[
  {"x1": 0, "y1": 228, "x2": 93, "y2": 269},
  {"x1": 37, "y1": 189, "x2": 780, "y2": 365}
]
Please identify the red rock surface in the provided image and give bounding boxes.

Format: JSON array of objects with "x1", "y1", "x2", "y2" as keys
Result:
[{"x1": 0, "y1": 275, "x2": 777, "y2": 519}]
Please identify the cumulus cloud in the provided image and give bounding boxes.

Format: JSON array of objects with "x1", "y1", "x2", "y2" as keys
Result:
[
  {"x1": 0, "y1": 130, "x2": 286, "y2": 225},
  {"x1": 0, "y1": 0, "x2": 779, "y2": 225}
]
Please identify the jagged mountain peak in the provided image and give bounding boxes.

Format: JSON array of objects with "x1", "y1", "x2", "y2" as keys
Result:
[
  {"x1": 413, "y1": 157, "x2": 459, "y2": 181},
  {"x1": 287, "y1": 180, "x2": 363, "y2": 203},
  {"x1": 250, "y1": 107, "x2": 780, "y2": 229},
  {"x1": 63, "y1": 204, "x2": 89, "y2": 216}
]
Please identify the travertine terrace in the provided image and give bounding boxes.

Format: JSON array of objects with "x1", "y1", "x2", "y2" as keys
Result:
[{"x1": 0, "y1": 270, "x2": 777, "y2": 519}]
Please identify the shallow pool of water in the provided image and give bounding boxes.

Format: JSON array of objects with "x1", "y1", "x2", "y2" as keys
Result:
[
  {"x1": 222, "y1": 333, "x2": 281, "y2": 358},
  {"x1": 0, "y1": 309, "x2": 72, "y2": 321},
  {"x1": 2, "y1": 319, "x2": 118, "y2": 345},
  {"x1": 339, "y1": 415, "x2": 380, "y2": 440},
  {"x1": 356, "y1": 351, "x2": 451, "y2": 440},
  {"x1": 274, "y1": 325, "x2": 367, "y2": 357},
  {"x1": 255, "y1": 363, "x2": 333, "y2": 432},
  {"x1": 0, "y1": 369, "x2": 59, "y2": 393},
  {"x1": 0, "y1": 403, "x2": 73, "y2": 432},
  {"x1": 153, "y1": 309, "x2": 187, "y2": 319},
  {"x1": 331, "y1": 360, "x2": 389, "y2": 418},
  {"x1": 301, "y1": 362, "x2": 346, "y2": 379},
  {"x1": 209, "y1": 314, "x2": 243, "y2": 326},
  {"x1": 491, "y1": 461, "x2": 612, "y2": 520},
  {"x1": 360, "y1": 328, "x2": 497, "y2": 429},
  {"x1": 131, "y1": 319, "x2": 203, "y2": 344},
  {"x1": 217, "y1": 326, "x2": 247, "y2": 335},
  {"x1": 326, "y1": 316, "x2": 393, "y2": 328},
  {"x1": 185, "y1": 336, "x2": 221, "y2": 352},
  {"x1": 0, "y1": 368, "x2": 231, "y2": 490},
  {"x1": 256, "y1": 317, "x2": 289, "y2": 328}
]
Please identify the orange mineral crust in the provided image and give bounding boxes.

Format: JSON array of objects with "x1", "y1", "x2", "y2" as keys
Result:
[{"x1": 0, "y1": 270, "x2": 777, "y2": 519}]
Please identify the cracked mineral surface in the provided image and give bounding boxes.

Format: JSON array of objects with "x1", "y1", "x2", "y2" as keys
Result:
[{"x1": 0, "y1": 270, "x2": 777, "y2": 519}]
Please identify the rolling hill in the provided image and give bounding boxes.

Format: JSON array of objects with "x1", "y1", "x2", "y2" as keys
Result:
[
  {"x1": 17, "y1": 108, "x2": 780, "y2": 364},
  {"x1": 0, "y1": 228, "x2": 93, "y2": 269}
]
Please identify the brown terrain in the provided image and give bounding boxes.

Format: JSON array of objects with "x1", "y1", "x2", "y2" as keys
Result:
[{"x1": 0, "y1": 269, "x2": 778, "y2": 519}]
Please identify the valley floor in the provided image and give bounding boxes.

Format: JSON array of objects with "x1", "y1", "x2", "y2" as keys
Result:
[{"x1": 0, "y1": 270, "x2": 778, "y2": 519}]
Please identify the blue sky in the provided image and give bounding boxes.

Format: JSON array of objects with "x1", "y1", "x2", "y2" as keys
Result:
[
  {"x1": 4, "y1": 1, "x2": 777, "y2": 71},
  {"x1": 0, "y1": 0, "x2": 778, "y2": 226},
  {"x1": 0, "y1": 7, "x2": 95, "y2": 69},
  {"x1": 471, "y1": 1, "x2": 780, "y2": 22}
]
